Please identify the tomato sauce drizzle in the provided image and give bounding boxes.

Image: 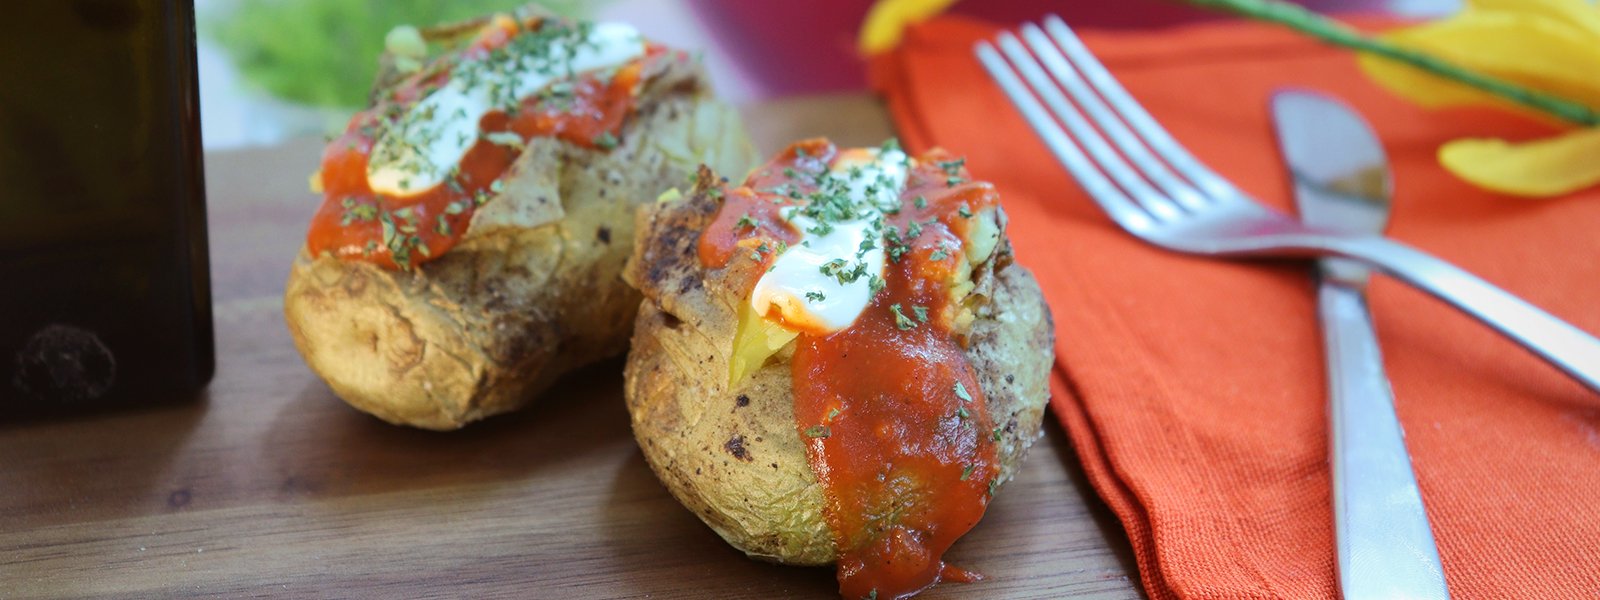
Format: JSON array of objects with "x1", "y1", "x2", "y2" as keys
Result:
[
  {"x1": 699, "y1": 140, "x2": 1003, "y2": 599},
  {"x1": 695, "y1": 138, "x2": 835, "y2": 269},
  {"x1": 306, "y1": 18, "x2": 673, "y2": 270}
]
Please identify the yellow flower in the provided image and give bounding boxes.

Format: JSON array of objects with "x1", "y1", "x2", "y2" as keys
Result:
[
  {"x1": 1358, "y1": 0, "x2": 1600, "y2": 197},
  {"x1": 858, "y1": 0, "x2": 959, "y2": 54}
]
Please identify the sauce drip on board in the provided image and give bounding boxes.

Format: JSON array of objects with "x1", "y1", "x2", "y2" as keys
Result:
[
  {"x1": 306, "y1": 17, "x2": 670, "y2": 270},
  {"x1": 700, "y1": 139, "x2": 1003, "y2": 599}
]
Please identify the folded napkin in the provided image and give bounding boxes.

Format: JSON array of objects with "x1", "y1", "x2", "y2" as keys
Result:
[{"x1": 874, "y1": 16, "x2": 1600, "y2": 599}]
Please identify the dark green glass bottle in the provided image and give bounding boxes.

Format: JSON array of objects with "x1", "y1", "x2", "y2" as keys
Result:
[{"x1": 0, "y1": 0, "x2": 213, "y2": 415}]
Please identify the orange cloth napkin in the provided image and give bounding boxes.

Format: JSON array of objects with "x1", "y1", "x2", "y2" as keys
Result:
[{"x1": 873, "y1": 16, "x2": 1600, "y2": 599}]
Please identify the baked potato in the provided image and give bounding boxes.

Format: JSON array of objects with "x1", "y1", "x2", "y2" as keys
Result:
[
  {"x1": 284, "y1": 7, "x2": 756, "y2": 430},
  {"x1": 623, "y1": 139, "x2": 1053, "y2": 597}
]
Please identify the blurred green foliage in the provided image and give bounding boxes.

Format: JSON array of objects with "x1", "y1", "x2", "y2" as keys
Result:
[{"x1": 206, "y1": 0, "x2": 594, "y2": 109}]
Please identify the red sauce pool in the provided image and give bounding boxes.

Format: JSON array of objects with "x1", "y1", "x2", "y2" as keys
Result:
[{"x1": 700, "y1": 139, "x2": 1003, "y2": 599}]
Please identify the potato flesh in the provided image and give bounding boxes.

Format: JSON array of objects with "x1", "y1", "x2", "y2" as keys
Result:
[
  {"x1": 729, "y1": 301, "x2": 800, "y2": 386},
  {"x1": 964, "y1": 207, "x2": 1001, "y2": 266}
]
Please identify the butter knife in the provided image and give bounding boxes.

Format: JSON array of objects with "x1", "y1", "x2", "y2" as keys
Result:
[{"x1": 1272, "y1": 90, "x2": 1450, "y2": 600}]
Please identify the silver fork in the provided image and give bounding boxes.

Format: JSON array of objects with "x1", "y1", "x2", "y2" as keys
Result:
[{"x1": 976, "y1": 15, "x2": 1600, "y2": 395}]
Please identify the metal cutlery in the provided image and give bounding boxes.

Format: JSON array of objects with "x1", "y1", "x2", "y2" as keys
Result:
[
  {"x1": 1274, "y1": 89, "x2": 1450, "y2": 599},
  {"x1": 975, "y1": 15, "x2": 1600, "y2": 396}
]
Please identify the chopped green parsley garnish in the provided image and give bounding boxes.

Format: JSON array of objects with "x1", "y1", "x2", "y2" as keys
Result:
[
  {"x1": 885, "y1": 239, "x2": 911, "y2": 264},
  {"x1": 377, "y1": 208, "x2": 427, "y2": 270},
  {"x1": 805, "y1": 290, "x2": 826, "y2": 302},
  {"x1": 912, "y1": 305, "x2": 929, "y2": 323},
  {"x1": 820, "y1": 258, "x2": 867, "y2": 285},
  {"x1": 913, "y1": 195, "x2": 928, "y2": 209},
  {"x1": 937, "y1": 158, "x2": 966, "y2": 175},
  {"x1": 857, "y1": 237, "x2": 877, "y2": 256},
  {"x1": 955, "y1": 381, "x2": 973, "y2": 403},
  {"x1": 805, "y1": 425, "x2": 832, "y2": 438},
  {"x1": 339, "y1": 198, "x2": 378, "y2": 226},
  {"x1": 820, "y1": 258, "x2": 847, "y2": 278},
  {"x1": 958, "y1": 203, "x2": 974, "y2": 218},
  {"x1": 890, "y1": 304, "x2": 917, "y2": 330},
  {"x1": 960, "y1": 464, "x2": 976, "y2": 481},
  {"x1": 593, "y1": 131, "x2": 619, "y2": 150},
  {"x1": 929, "y1": 248, "x2": 948, "y2": 261}
]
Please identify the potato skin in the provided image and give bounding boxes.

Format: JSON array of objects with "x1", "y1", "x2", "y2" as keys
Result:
[
  {"x1": 622, "y1": 175, "x2": 1055, "y2": 565},
  {"x1": 285, "y1": 56, "x2": 757, "y2": 430}
]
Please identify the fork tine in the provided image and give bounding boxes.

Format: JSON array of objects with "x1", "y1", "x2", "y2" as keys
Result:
[
  {"x1": 976, "y1": 41, "x2": 1157, "y2": 232},
  {"x1": 1040, "y1": 15, "x2": 1247, "y2": 203},
  {"x1": 994, "y1": 33, "x2": 1185, "y2": 223},
  {"x1": 1017, "y1": 23, "x2": 1208, "y2": 212}
]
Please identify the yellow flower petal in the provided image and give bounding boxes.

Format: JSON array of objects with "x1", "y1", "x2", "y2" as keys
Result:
[
  {"x1": 1357, "y1": 11, "x2": 1600, "y2": 121},
  {"x1": 858, "y1": 0, "x2": 959, "y2": 54},
  {"x1": 1438, "y1": 127, "x2": 1600, "y2": 197},
  {"x1": 1468, "y1": 0, "x2": 1600, "y2": 40}
]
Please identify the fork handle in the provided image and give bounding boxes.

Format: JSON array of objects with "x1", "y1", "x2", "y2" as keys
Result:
[{"x1": 1330, "y1": 236, "x2": 1600, "y2": 394}]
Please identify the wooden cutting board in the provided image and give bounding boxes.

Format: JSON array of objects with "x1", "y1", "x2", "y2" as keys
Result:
[{"x1": 0, "y1": 94, "x2": 1140, "y2": 599}]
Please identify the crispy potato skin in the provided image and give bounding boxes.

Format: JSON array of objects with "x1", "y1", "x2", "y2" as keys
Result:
[
  {"x1": 622, "y1": 177, "x2": 1055, "y2": 565},
  {"x1": 285, "y1": 56, "x2": 757, "y2": 430}
]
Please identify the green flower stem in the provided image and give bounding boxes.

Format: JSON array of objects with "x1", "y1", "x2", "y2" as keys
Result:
[{"x1": 1184, "y1": 0, "x2": 1600, "y2": 126}]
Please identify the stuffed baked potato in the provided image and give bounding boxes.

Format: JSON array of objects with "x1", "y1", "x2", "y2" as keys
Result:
[
  {"x1": 284, "y1": 7, "x2": 755, "y2": 429},
  {"x1": 624, "y1": 139, "x2": 1053, "y2": 598}
]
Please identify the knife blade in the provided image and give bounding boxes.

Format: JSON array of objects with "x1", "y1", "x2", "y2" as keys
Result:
[{"x1": 1271, "y1": 89, "x2": 1451, "y2": 600}]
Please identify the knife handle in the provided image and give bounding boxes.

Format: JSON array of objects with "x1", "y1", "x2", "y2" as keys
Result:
[
  {"x1": 1319, "y1": 282, "x2": 1451, "y2": 600},
  {"x1": 1329, "y1": 236, "x2": 1600, "y2": 395}
]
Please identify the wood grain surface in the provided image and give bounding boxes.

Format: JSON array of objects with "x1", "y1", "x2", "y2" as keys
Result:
[{"x1": 0, "y1": 95, "x2": 1140, "y2": 599}]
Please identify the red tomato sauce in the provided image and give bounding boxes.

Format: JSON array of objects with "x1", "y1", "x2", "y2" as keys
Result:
[
  {"x1": 306, "y1": 18, "x2": 672, "y2": 270},
  {"x1": 695, "y1": 187, "x2": 800, "y2": 270},
  {"x1": 699, "y1": 139, "x2": 1003, "y2": 599},
  {"x1": 696, "y1": 138, "x2": 833, "y2": 269}
]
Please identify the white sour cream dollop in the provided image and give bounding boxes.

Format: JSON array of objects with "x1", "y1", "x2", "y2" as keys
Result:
[{"x1": 751, "y1": 148, "x2": 910, "y2": 333}]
